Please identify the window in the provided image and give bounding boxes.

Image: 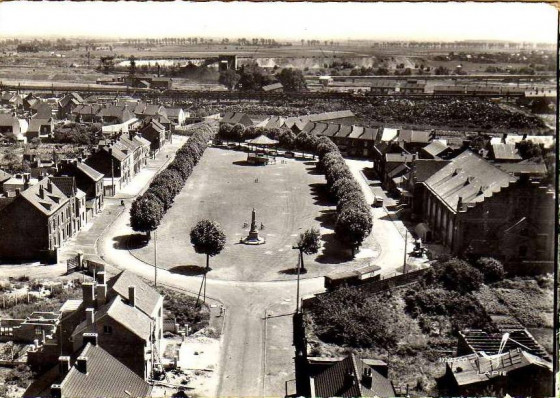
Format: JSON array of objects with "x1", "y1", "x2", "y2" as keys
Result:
[
  {"x1": 518, "y1": 245, "x2": 528, "y2": 258},
  {"x1": 103, "y1": 325, "x2": 112, "y2": 335},
  {"x1": 35, "y1": 326, "x2": 43, "y2": 336}
]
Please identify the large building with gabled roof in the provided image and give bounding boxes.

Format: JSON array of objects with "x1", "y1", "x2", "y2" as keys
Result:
[
  {"x1": 0, "y1": 177, "x2": 71, "y2": 262},
  {"x1": 421, "y1": 150, "x2": 554, "y2": 268}
]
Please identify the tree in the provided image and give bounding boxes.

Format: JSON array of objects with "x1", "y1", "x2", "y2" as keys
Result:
[
  {"x1": 315, "y1": 136, "x2": 339, "y2": 160},
  {"x1": 295, "y1": 227, "x2": 320, "y2": 272},
  {"x1": 517, "y1": 140, "x2": 542, "y2": 159},
  {"x1": 278, "y1": 130, "x2": 296, "y2": 150},
  {"x1": 475, "y1": 257, "x2": 505, "y2": 284},
  {"x1": 330, "y1": 177, "x2": 361, "y2": 202},
  {"x1": 130, "y1": 194, "x2": 164, "y2": 238},
  {"x1": 190, "y1": 220, "x2": 226, "y2": 306},
  {"x1": 128, "y1": 55, "x2": 136, "y2": 76},
  {"x1": 423, "y1": 258, "x2": 483, "y2": 294},
  {"x1": 434, "y1": 66, "x2": 450, "y2": 75},
  {"x1": 334, "y1": 207, "x2": 372, "y2": 256},
  {"x1": 219, "y1": 69, "x2": 240, "y2": 91},
  {"x1": 230, "y1": 123, "x2": 246, "y2": 145},
  {"x1": 276, "y1": 68, "x2": 307, "y2": 92}
]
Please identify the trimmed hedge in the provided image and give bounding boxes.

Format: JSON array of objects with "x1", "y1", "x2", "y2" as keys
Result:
[{"x1": 130, "y1": 124, "x2": 216, "y2": 234}]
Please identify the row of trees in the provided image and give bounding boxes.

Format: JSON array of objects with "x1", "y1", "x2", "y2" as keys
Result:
[
  {"x1": 218, "y1": 64, "x2": 307, "y2": 92},
  {"x1": 315, "y1": 137, "x2": 373, "y2": 255},
  {"x1": 130, "y1": 125, "x2": 215, "y2": 236}
]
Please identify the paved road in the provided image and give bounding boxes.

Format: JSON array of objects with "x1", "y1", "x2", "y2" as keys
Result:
[
  {"x1": 57, "y1": 148, "x2": 408, "y2": 396},
  {"x1": 345, "y1": 159, "x2": 411, "y2": 276}
]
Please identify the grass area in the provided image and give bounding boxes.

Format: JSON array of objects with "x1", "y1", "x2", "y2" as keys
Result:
[
  {"x1": 157, "y1": 286, "x2": 210, "y2": 334},
  {"x1": 304, "y1": 268, "x2": 553, "y2": 396},
  {"x1": 129, "y1": 147, "x2": 377, "y2": 281}
]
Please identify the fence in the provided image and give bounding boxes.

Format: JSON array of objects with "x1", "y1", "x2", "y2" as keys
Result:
[{"x1": 302, "y1": 268, "x2": 428, "y2": 310}]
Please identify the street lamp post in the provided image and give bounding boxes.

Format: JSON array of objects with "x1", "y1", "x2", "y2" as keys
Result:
[
  {"x1": 154, "y1": 230, "x2": 157, "y2": 288},
  {"x1": 292, "y1": 246, "x2": 302, "y2": 313}
]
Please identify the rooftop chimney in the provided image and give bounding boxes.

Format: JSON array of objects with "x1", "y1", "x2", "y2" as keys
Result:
[
  {"x1": 82, "y1": 332, "x2": 98, "y2": 347},
  {"x1": 58, "y1": 356, "x2": 71, "y2": 376},
  {"x1": 76, "y1": 356, "x2": 88, "y2": 374},
  {"x1": 82, "y1": 282, "x2": 95, "y2": 307},
  {"x1": 38, "y1": 185, "x2": 44, "y2": 199},
  {"x1": 85, "y1": 307, "x2": 95, "y2": 326},
  {"x1": 344, "y1": 369, "x2": 356, "y2": 386},
  {"x1": 128, "y1": 286, "x2": 136, "y2": 308},
  {"x1": 362, "y1": 367, "x2": 373, "y2": 389},
  {"x1": 50, "y1": 384, "x2": 62, "y2": 398},
  {"x1": 96, "y1": 284, "x2": 107, "y2": 306},
  {"x1": 502, "y1": 133, "x2": 508, "y2": 144},
  {"x1": 47, "y1": 179, "x2": 53, "y2": 193},
  {"x1": 95, "y1": 271, "x2": 106, "y2": 285}
]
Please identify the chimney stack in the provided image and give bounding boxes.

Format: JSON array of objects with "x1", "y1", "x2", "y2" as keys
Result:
[
  {"x1": 58, "y1": 356, "x2": 71, "y2": 376},
  {"x1": 502, "y1": 133, "x2": 507, "y2": 144},
  {"x1": 38, "y1": 185, "x2": 44, "y2": 199},
  {"x1": 50, "y1": 384, "x2": 62, "y2": 398},
  {"x1": 96, "y1": 284, "x2": 107, "y2": 306},
  {"x1": 82, "y1": 332, "x2": 98, "y2": 347},
  {"x1": 128, "y1": 286, "x2": 136, "y2": 308},
  {"x1": 82, "y1": 282, "x2": 95, "y2": 307},
  {"x1": 95, "y1": 271, "x2": 106, "y2": 285},
  {"x1": 76, "y1": 356, "x2": 88, "y2": 374},
  {"x1": 362, "y1": 367, "x2": 373, "y2": 389},
  {"x1": 85, "y1": 308, "x2": 95, "y2": 326}
]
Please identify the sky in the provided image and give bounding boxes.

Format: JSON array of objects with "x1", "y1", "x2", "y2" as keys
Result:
[{"x1": 0, "y1": 1, "x2": 557, "y2": 43}]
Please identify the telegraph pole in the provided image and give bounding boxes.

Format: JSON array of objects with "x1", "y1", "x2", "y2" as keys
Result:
[
  {"x1": 403, "y1": 229, "x2": 408, "y2": 274},
  {"x1": 154, "y1": 230, "x2": 158, "y2": 287}
]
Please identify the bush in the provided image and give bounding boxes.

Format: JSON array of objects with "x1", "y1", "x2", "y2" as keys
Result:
[
  {"x1": 423, "y1": 258, "x2": 483, "y2": 293},
  {"x1": 158, "y1": 287, "x2": 209, "y2": 333},
  {"x1": 475, "y1": 257, "x2": 505, "y2": 283},
  {"x1": 311, "y1": 286, "x2": 399, "y2": 348}
]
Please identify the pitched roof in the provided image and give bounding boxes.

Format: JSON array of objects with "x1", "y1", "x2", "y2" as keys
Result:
[
  {"x1": 459, "y1": 329, "x2": 551, "y2": 361},
  {"x1": 77, "y1": 161, "x2": 104, "y2": 181},
  {"x1": 0, "y1": 113, "x2": 18, "y2": 126},
  {"x1": 108, "y1": 270, "x2": 162, "y2": 317},
  {"x1": 20, "y1": 178, "x2": 69, "y2": 216},
  {"x1": 491, "y1": 143, "x2": 522, "y2": 160},
  {"x1": 495, "y1": 161, "x2": 548, "y2": 176},
  {"x1": 72, "y1": 104, "x2": 102, "y2": 116},
  {"x1": 246, "y1": 134, "x2": 279, "y2": 145},
  {"x1": 398, "y1": 129, "x2": 431, "y2": 144},
  {"x1": 262, "y1": 82, "x2": 283, "y2": 92},
  {"x1": 142, "y1": 104, "x2": 163, "y2": 116},
  {"x1": 34, "y1": 103, "x2": 54, "y2": 118},
  {"x1": 72, "y1": 296, "x2": 152, "y2": 341},
  {"x1": 422, "y1": 140, "x2": 450, "y2": 157},
  {"x1": 134, "y1": 135, "x2": 151, "y2": 147},
  {"x1": 490, "y1": 135, "x2": 555, "y2": 149},
  {"x1": 165, "y1": 107, "x2": 183, "y2": 118},
  {"x1": 264, "y1": 115, "x2": 285, "y2": 129},
  {"x1": 0, "y1": 168, "x2": 12, "y2": 182},
  {"x1": 27, "y1": 118, "x2": 52, "y2": 133},
  {"x1": 411, "y1": 160, "x2": 452, "y2": 183},
  {"x1": 308, "y1": 110, "x2": 355, "y2": 122},
  {"x1": 448, "y1": 348, "x2": 552, "y2": 387},
  {"x1": 357, "y1": 127, "x2": 380, "y2": 141},
  {"x1": 50, "y1": 176, "x2": 77, "y2": 198},
  {"x1": 221, "y1": 112, "x2": 252, "y2": 125},
  {"x1": 313, "y1": 354, "x2": 395, "y2": 397},
  {"x1": 58, "y1": 343, "x2": 151, "y2": 398},
  {"x1": 423, "y1": 150, "x2": 517, "y2": 213}
]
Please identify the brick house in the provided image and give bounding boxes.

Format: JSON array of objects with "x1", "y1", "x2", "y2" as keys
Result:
[
  {"x1": 86, "y1": 142, "x2": 133, "y2": 194},
  {"x1": 166, "y1": 107, "x2": 188, "y2": 126},
  {"x1": 220, "y1": 112, "x2": 253, "y2": 127},
  {"x1": 57, "y1": 160, "x2": 104, "y2": 221},
  {"x1": 0, "y1": 113, "x2": 21, "y2": 140},
  {"x1": 27, "y1": 118, "x2": 55, "y2": 140},
  {"x1": 0, "y1": 177, "x2": 70, "y2": 263},
  {"x1": 70, "y1": 104, "x2": 101, "y2": 123},
  {"x1": 421, "y1": 150, "x2": 554, "y2": 269},
  {"x1": 138, "y1": 120, "x2": 166, "y2": 154},
  {"x1": 51, "y1": 176, "x2": 87, "y2": 237},
  {"x1": 71, "y1": 271, "x2": 164, "y2": 379},
  {"x1": 57, "y1": 93, "x2": 83, "y2": 119},
  {"x1": 97, "y1": 105, "x2": 135, "y2": 125}
]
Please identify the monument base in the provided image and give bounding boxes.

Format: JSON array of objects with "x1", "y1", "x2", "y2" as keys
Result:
[{"x1": 240, "y1": 236, "x2": 266, "y2": 245}]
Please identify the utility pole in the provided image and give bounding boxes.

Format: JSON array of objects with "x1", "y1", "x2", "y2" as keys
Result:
[
  {"x1": 403, "y1": 229, "x2": 408, "y2": 274},
  {"x1": 109, "y1": 148, "x2": 115, "y2": 196},
  {"x1": 154, "y1": 230, "x2": 157, "y2": 287},
  {"x1": 293, "y1": 246, "x2": 302, "y2": 314}
]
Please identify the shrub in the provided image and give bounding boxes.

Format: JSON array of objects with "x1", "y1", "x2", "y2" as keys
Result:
[
  {"x1": 423, "y1": 258, "x2": 483, "y2": 293},
  {"x1": 475, "y1": 257, "x2": 505, "y2": 283},
  {"x1": 311, "y1": 286, "x2": 399, "y2": 348}
]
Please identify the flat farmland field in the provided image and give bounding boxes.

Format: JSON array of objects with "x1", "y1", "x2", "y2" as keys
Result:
[{"x1": 128, "y1": 147, "x2": 377, "y2": 281}]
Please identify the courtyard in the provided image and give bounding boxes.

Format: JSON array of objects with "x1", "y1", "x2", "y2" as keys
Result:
[{"x1": 126, "y1": 147, "x2": 379, "y2": 281}]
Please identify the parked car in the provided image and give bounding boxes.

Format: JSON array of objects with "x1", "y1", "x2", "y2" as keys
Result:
[{"x1": 284, "y1": 151, "x2": 295, "y2": 158}]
